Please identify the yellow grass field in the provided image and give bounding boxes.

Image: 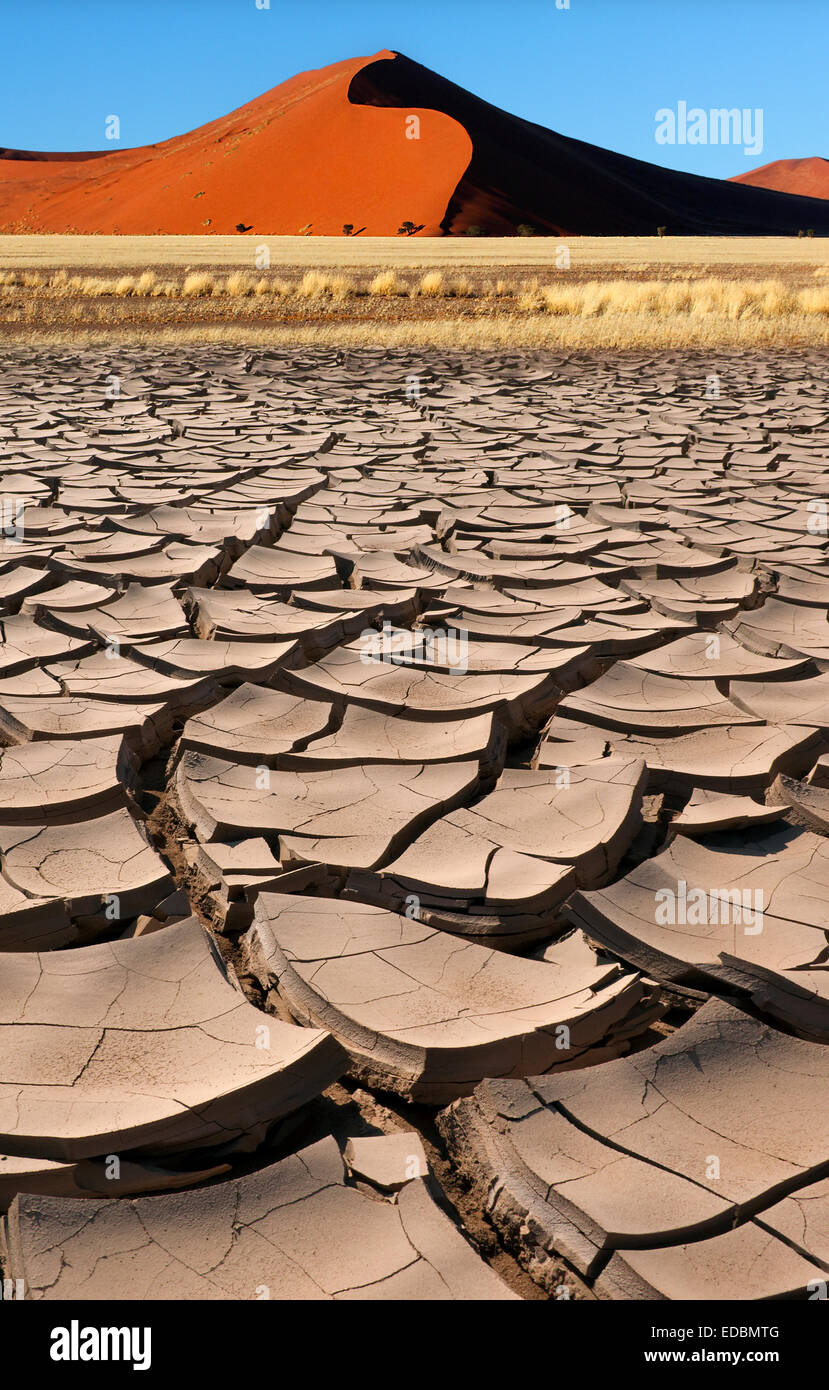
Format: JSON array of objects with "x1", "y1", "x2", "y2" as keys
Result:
[
  {"x1": 0, "y1": 234, "x2": 828, "y2": 271},
  {"x1": 2, "y1": 236, "x2": 829, "y2": 347},
  {"x1": 6, "y1": 316, "x2": 828, "y2": 352}
]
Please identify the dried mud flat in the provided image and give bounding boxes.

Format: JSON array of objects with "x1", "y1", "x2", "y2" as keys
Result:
[{"x1": 0, "y1": 343, "x2": 828, "y2": 1301}]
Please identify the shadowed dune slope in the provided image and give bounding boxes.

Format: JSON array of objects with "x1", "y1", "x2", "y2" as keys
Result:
[{"x1": 350, "y1": 53, "x2": 829, "y2": 235}]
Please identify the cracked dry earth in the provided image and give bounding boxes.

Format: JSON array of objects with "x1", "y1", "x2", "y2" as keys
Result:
[{"x1": 1, "y1": 347, "x2": 829, "y2": 1302}]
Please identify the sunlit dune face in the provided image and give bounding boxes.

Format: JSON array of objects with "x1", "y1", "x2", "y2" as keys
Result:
[{"x1": 0, "y1": 51, "x2": 472, "y2": 235}]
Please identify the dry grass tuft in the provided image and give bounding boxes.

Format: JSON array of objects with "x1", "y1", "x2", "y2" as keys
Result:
[
  {"x1": 181, "y1": 272, "x2": 215, "y2": 298},
  {"x1": 296, "y1": 270, "x2": 328, "y2": 298},
  {"x1": 224, "y1": 271, "x2": 257, "y2": 297},
  {"x1": 522, "y1": 278, "x2": 828, "y2": 323},
  {"x1": 418, "y1": 271, "x2": 445, "y2": 298},
  {"x1": 295, "y1": 270, "x2": 353, "y2": 299},
  {"x1": 368, "y1": 270, "x2": 405, "y2": 296},
  {"x1": 799, "y1": 287, "x2": 829, "y2": 314}
]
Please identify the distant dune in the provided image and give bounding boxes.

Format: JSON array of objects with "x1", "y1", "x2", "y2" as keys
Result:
[
  {"x1": 2, "y1": 49, "x2": 829, "y2": 235},
  {"x1": 731, "y1": 157, "x2": 829, "y2": 202}
]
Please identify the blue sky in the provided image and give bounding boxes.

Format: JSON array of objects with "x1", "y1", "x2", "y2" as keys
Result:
[{"x1": 1, "y1": 0, "x2": 826, "y2": 178}]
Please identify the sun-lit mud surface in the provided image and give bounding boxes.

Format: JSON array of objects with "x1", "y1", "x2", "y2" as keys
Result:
[{"x1": 0, "y1": 346, "x2": 828, "y2": 1301}]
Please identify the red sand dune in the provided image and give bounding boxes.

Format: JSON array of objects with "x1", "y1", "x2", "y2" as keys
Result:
[
  {"x1": 2, "y1": 49, "x2": 829, "y2": 236},
  {"x1": 731, "y1": 157, "x2": 829, "y2": 202},
  {"x1": 0, "y1": 52, "x2": 471, "y2": 236}
]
